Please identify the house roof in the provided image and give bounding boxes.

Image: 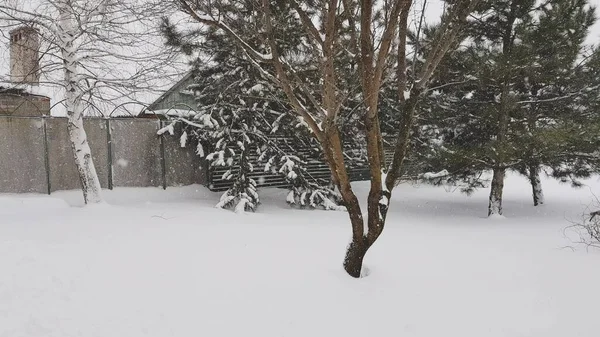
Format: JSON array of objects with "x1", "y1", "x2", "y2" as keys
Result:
[
  {"x1": 0, "y1": 6, "x2": 190, "y2": 117},
  {"x1": 145, "y1": 71, "x2": 195, "y2": 112},
  {"x1": 0, "y1": 86, "x2": 48, "y2": 99}
]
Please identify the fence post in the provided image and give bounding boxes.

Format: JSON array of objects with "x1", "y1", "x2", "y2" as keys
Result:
[
  {"x1": 42, "y1": 116, "x2": 51, "y2": 195},
  {"x1": 159, "y1": 120, "x2": 167, "y2": 190},
  {"x1": 106, "y1": 118, "x2": 113, "y2": 190}
]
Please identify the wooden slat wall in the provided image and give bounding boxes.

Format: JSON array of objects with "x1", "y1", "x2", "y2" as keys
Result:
[{"x1": 207, "y1": 138, "x2": 396, "y2": 191}]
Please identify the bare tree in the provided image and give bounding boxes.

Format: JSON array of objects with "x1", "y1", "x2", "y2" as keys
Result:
[
  {"x1": 0, "y1": 0, "x2": 184, "y2": 204},
  {"x1": 171, "y1": 0, "x2": 478, "y2": 277}
]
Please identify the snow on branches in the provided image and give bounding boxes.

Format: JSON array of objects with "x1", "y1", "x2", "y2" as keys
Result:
[{"x1": 158, "y1": 62, "x2": 342, "y2": 212}]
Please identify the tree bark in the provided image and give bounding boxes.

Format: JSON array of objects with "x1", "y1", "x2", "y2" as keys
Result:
[
  {"x1": 526, "y1": 95, "x2": 543, "y2": 206},
  {"x1": 320, "y1": 124, "x2": 370, "y2": 278},
  {"x1": 343, "y1": 235, "x2": 369, "y2": 277},
  {"x1": 488, "y1": 62, "x2": 511, "y2": 217},
  {"x1": 528, "y1": 164, "x2": 544, "y2": 206},
  {"x1": 59, "y1": 1, "x2": 103, "y2": 204},
  {"x1": 488, "y1": 98, "x2": 508, "y2": 217},
  {"x1": 65, "y1": 115, "x2": 103, "y2": 204},
  {"x1": 488, "y1": 167, "x2": 505, "y2": 216},
  {"x1": 386, "y1": 87, "x2": 422, "y2": 188},
  {"x1": 486, "y1": 0, "x2": 520, "y2": 217},
  {"x1": 488, "y1": 93, "x2": 509, "y2": 217}
]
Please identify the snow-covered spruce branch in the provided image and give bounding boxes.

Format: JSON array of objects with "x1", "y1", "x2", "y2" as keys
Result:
[
  {"x1": 288, "y1": 0, "x2": 324, "y2": 52},
  {"x1": 427, "y1": 78, "x2": 477, "y2": 92},
  {"x1": 516, "y1": 87, "x2": 599, "y2": 104},
  {"x1": 162, "y1": 114, "x2": 342, "y2": 212},
  {"x1": 176, "y1": 0, "x2": 273, "y2": 63},
  {"x1": 155, "y1": 55, "x2": 342, "y2": 213}
]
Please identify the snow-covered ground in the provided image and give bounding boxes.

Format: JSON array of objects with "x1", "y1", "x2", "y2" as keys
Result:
[{"x1": 1, "y1": 173, "x2": 600, "y2": 337}]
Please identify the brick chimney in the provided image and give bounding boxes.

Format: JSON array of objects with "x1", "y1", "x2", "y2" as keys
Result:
[{"x1": 9, "y1": 26, "x2": 40, "y2": 85}]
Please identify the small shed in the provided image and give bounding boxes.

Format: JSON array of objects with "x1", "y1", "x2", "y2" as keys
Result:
[
  {"x1": 143, "y1": 72, "x2": 376, "y2": 191},
  {"x1": 0, "y1": 87, "x2": 50, "y2": 116},
  {"x1": 145, "y1": 72, "x2": 198, "y2": 115}
]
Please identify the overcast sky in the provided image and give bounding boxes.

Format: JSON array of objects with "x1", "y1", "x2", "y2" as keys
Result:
[
  {"x1": 3, "y1": 0, "x2": 600, "y2": 75},
  {"x1": 2, "y1": 0, "x2": 600, "y2": 114},
  {"x1": 423, "y1": 0, "x2": 600, "y2": 45}
]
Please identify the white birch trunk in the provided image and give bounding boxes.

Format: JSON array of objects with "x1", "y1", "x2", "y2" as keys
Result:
[{"x1": 57, "y1": 1, "x2": 103, "y2": 204}]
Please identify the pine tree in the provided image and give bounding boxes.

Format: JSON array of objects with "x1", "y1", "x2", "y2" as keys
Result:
[
  {"x1": 414, "y1": 0, "x2": 599, "y2": 215},
  {"x1": 160, "y1": 1, "x2": 344, "y2": 212},
  {"x1": 539, "y1": 45, "x2": 600, "y2": 187},
  {"x1": 513, "y1": 0, "x2": 597, "y2": 205}
]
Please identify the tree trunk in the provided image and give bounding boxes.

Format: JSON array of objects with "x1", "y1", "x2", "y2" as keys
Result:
[
  {"x1": 488, "y1": 167, "x2": 505, "y2": 216},
  {"x1": 529, "y1": 164, "x2": 544, "y2": 206},
  {"x1": 66, "y1": 117, "x2": 103, "y2": 204},
  {"x1": 343, "y1": 235, "x2": 369, "y2": 278},
  {"x1": 526, "y1": 99, "x2": 543, "y2": 206},
  {"x1": 487, "y1": 0, "x2": 518, "y2": 217},
  {"x1": 59, "y1": 3, "x2": 103, "y2": 204},
  {"x1": 321, "y1": 126, "x2": 370, "y2": 278},
  {"x1": 386, "y1": 87, "x2": 422, "y2": 188}
]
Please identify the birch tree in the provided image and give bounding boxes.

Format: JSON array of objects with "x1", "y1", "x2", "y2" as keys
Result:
[
  {"x1": 0, "y1": 0, "x2": 182, "y2": 204},
  {"x1": 166, "y1": 0, "x2": 478, "y2": 277}
]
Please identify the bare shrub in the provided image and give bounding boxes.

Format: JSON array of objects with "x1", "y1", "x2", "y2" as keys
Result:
[{"x1": 565, "y1": 194, "x2": 600, "y2": 250}]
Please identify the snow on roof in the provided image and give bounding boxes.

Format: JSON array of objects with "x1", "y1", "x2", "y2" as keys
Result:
[
  {"x1": 146, "y1": 108, "x2": 198, "y2": 118},
  {"x1": 0, "y1": 85, "x2": 45, "y2": 97}
]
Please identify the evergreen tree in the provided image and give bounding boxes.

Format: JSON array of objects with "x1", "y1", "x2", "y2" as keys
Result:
[
  {"x1": 414, "y1": 0, "x2": 599, "y2": 215},
  {"x1": 513, "y1": 0, "x2": 597, "y2": 205},
  {"x1": 160, "y1": 1, "x2": 344, "y2": 212}
]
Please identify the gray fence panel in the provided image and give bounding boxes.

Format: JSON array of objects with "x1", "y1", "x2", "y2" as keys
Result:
[
  {"x1": 162, "y1": 123, "x2": 206, "y2": 187},
  {"x1": 0, "y1": 117, "x2": 47, "y2": 193},
  {"x1": 46, "y1": 118, "x2": 109, "y2": 192},
  {"x1": 111, "y1": 119, "x2": 162, "y2": 187},
  {"x1": 0, "y1": 116, "x2": 216, "y2": 194}
]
